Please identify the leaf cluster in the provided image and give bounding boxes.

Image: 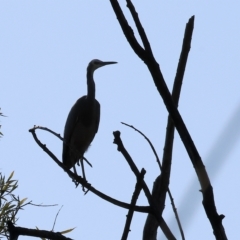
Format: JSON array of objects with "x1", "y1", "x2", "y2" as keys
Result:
[{"x1": 0, "y1": 172, "x2": 27, "y2": 239}]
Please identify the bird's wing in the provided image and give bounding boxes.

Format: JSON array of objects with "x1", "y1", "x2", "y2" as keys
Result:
[
  {"x1": 62, "y1": 96, "x2": 87, "y2": 165},
  {"x1": 95, "y1": 100, "x2": 101, "y2": 134},
  {"x1": 63, "y1": 96, "x2": 87, "y2": 145}
]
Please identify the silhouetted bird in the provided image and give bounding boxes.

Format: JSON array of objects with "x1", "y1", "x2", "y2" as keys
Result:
[{"x1": 62, "y1": 59, "x2": 117, "y2": 180}]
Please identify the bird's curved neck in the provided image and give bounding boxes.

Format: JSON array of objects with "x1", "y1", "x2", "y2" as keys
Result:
[{"x1": 87, "y1": 70, "x2": 95, "y2": 100}]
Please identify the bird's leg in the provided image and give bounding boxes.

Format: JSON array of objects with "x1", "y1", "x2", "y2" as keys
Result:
[
  {"x1": 69, "y1": 156, "x2": 81, "y2": 188},
  {"x1": 77, "y1": 157, "x2": 92, "y2": 167},
  {"x1": 70, "y1": 164, "x2": 87, "y2": 191},
  {"x1": 70, "y1": 165, "x2": 80, "y2": 188},
  {"x1": 75, "y1": 156, "x2": 91, "y2": 192},
  {"x1": 83, "y1": 157, "x2": 93, "y2": 168},
  {"x1": 80, "y1": 158, "x2": 86, "y2": 181},
  {"x1": 80, "y1": 158, "x2": 87, "y2": 192},
  {"x1": 73, "y1": 165, "x2": 78, "y2": 175}
]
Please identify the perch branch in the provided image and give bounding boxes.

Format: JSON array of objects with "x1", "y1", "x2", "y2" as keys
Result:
[{"x1": 29, "y1": 126, "x2": 150, "y2": 213}]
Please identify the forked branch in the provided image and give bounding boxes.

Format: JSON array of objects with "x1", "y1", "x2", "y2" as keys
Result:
[{"x1": 113, "y1": 131, "x2": 176, "y2": 240}]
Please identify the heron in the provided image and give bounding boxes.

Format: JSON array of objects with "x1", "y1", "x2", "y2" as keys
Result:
[{"x1": 62, "y1": 59, "x2": 117, "y2": 182}]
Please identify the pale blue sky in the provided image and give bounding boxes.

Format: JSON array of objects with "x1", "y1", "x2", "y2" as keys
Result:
[{"x1": 1, "y1": 1, "x2": 240, "y2": 239}]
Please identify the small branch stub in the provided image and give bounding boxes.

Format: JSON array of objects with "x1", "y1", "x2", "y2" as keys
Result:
[{"x1": 113, "y1": 131, "x2": 122, "y2": 151}]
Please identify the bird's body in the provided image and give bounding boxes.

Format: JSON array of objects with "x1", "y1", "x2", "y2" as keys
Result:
[
  {"x1": 62, "y1": 59, "x2": 117, "y2": 178},
  {"x1": 62, "y1": 96, "x2": 100, "y2": 169}
]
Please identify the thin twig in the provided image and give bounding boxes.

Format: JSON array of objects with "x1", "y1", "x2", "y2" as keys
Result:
[
  {"x1": 52, "y1": 205, "x2": 63, "y2": 232},
  {"x1": 121, "y1": 122, "x2": 162, "y2": 170},
  {"x1": 28, "y1": 201, "x2": 58, "y2": 207},
  {"x1": 32, "y1": 125, "x2": 63, "y2": 141}
]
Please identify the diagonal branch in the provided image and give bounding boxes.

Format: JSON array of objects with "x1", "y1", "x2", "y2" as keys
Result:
[{"x1": 152, "y1": 16, "x2": 195, "y2": 240}]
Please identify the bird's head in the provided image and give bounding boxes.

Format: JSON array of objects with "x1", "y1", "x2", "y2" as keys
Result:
[{"x1": 87, "y1": 59, "x2": 117, "y2": 73}]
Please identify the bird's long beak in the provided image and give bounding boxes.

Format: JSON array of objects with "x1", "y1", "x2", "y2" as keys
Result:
[{"x1": 102, "y1": 61, "x2": 117, "y2": 66}]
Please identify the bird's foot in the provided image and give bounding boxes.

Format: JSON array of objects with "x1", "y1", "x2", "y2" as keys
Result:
[{"x1": 71, "y1": 176, "x2": 87, "y2": 193}]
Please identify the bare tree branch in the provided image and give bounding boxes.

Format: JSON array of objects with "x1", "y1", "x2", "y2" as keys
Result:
[
  {"x1": 121, "y1": 122, "x2": 183, "y2": 240},
  {"x1": 113, "y1": 131, "x2": 176, "y2": 240},
  {"x1": 33, "y1": 125, "x2": 63, "y2": 140},
  {"x1": 126, "y1": 0, "x2": 153, "y2": 56},
  {"x1": 29, "y1": 126, "x2": 150, "y2": 213},
  {"x1": 109, "y1": 0, "x2": 146, "y2": 60},
  {"x1": 110, "y1": 1, "x2": 227, "y2": 239},
  {"x1": 149, "y1": 16, "x2": 196, "y2": 240},
  {"x1": 121, "y1": 168, "x2": 145, "y2": 240},
  {"x1": 7, "y1": 221, "x2": 72, "y2": 240}
]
